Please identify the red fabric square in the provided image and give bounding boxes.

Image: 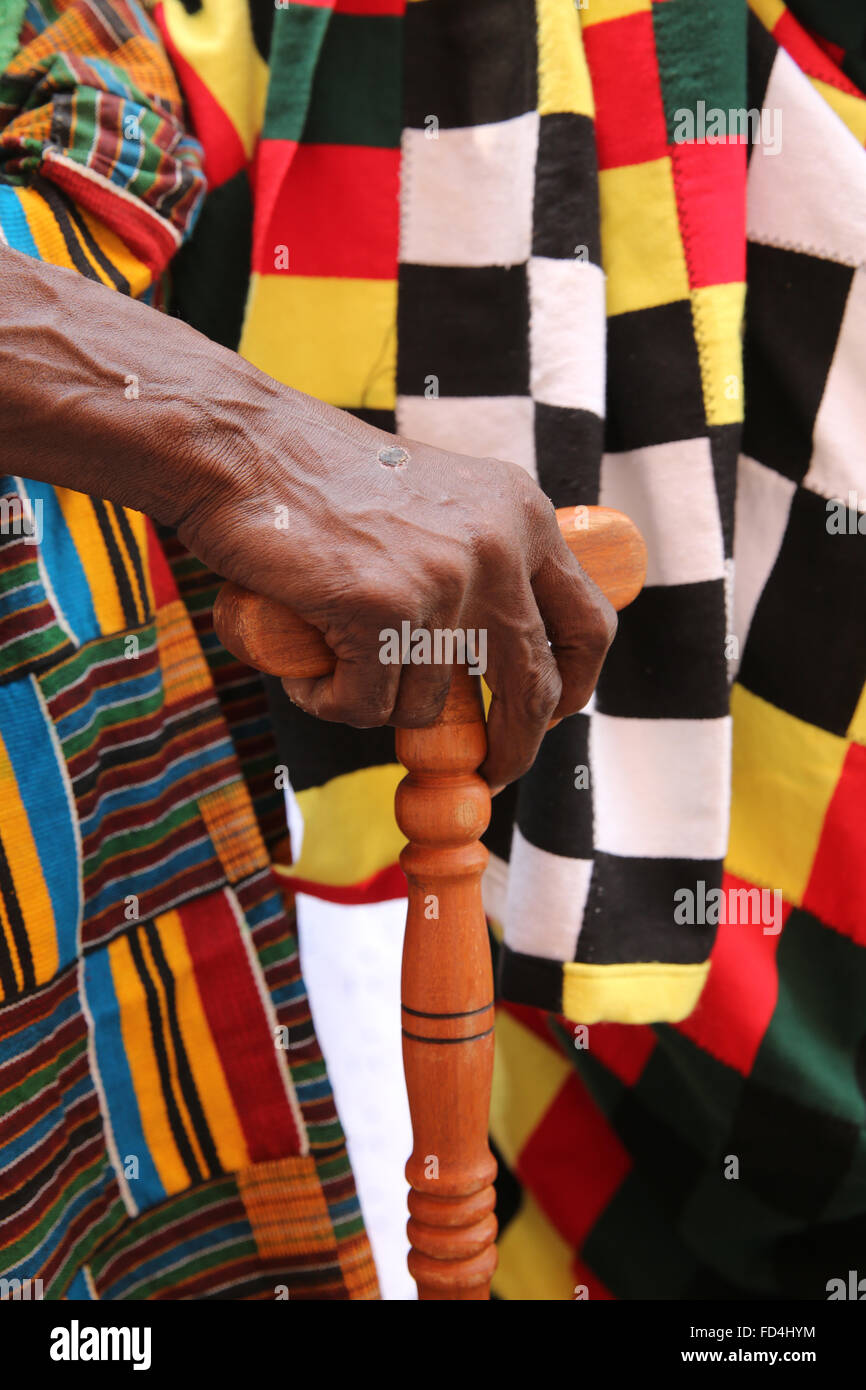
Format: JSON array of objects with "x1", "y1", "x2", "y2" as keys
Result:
[
  {"x1": 775, "y1": 11, "x2": 863, "y2": 98},
  {"x1": 671, "y1": 137, "x2": 746, "y2": 287},
  {"x1": 145, "y1": 520, "x2": 179, "y2": 608},
  {"x1": 674, "y1": 872, "x2": 787, "y2": 1075},
  {"x1": 518, "y1": 1071, "x2": 631, "y2": 1250},
  {"x1": 252, "y1": 140, "x2": 399, "y2": 279},
  {"x1": 583, "y1": 12, "x2": 669, "y2": 170},
  {"x1": 803, "y1": 741, "x2": 866, "y2": 945},
  {"x1": 586, "y1": 1022, "x2": 655, "y2": 1085}
]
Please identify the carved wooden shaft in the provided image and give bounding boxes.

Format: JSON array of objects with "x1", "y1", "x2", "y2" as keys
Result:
[
  {"x1": 396, "y1": 668, "x2": 496, "y2": 1299},
  {"x1": 212, "y1": 505, "x2": 647, "y2": 1302}
]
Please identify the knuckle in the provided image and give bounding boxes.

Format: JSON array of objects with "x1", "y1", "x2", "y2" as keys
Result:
[
  {"x1": 585, "y1": 597, "x2": 618, "y2": 654},
  {"x1": 518, "y1": 665, "x2": 562, "y2": 726}
]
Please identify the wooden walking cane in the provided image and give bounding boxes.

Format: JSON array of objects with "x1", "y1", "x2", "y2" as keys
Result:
[{"x1": 213, "y1": 505, "x2": 646, "y2": 1300}]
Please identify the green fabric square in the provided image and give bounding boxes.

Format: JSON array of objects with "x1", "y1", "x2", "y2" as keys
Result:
[
  {"x1": 303, "y1": 14, "x2": 403, "y2": 149},
  {"x1": 748, "y1": 909, "x2": 866, "y2": 1125},
  {"x1": 265, "y1": 9, "x2": 402, "y2": 149},
  {"x1": 652, "y1": 0, "x2": 747, "y2": 143},
  {"x1": 263, "y1": 3, "x2": 334, "y2": 144}
]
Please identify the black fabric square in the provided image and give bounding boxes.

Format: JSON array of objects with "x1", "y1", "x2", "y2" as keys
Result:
[
  {"x1": 497, "y1": 946, "x2": 563, "y2": 1013},
  {"x1": 595, "y1": 582, "x2": 729, "y2": 720},
  {"x1": 482, "y1": 777, "x2": 519, "y2": 862},
  {"x1": 403, "y1": 0, "x2": 537, "y2": 130},
  {"x1": 350, "y1": 407, "x2": 397, "y2": 435},
  {"x1": 170, "y1": 170, "x2": 252, "y2": 351},
  {"x1": 265, "y1": 678, "x2": 395, "y2": 792},
  {"x1": 709, "y1": 423, "x2": 740, "y2": 558},
  {"x1": 683, "y1": 1268, "x2": 774, "y2": 1299},
  {"x1": 773, "y1": 1212, "x2": 866, "y2": 1298},
  {"x1": 577, "y1": 853, "x2": 721, "y2": 965},
  {"x1": 397, "y1": 265, "x2": 530, "y2": 397},
  {"x1": 612, "y1": 1090, "x2": 705, "y2": 1220},
  {"x1": 248, "y1": 0, "x2": 277, "y2": 61},
  {"x1": 516, "y1": 712, "x2": 594, "y2": 860},
  {"x1": 742, "y1": 243, "x2": 854, "y2": 483},
  {"x1": 605, "y1": 301, "x2": 706, "y2": 451},
  {"x1": 737, "y1": 486, "x2": 866, "y2": 735},
  {"x1": 532, "y1": 112, "x2": 601, "y2": 265},
  {"x1": 534, "y1": 403, "x2": 603, "y2": 507},
  {"x1": 727, "y1": 1078, "x2": 859, "y2": 1220},
  {"x1": 490, "y1": 1137, "x2": 523, "y2": 1234}
]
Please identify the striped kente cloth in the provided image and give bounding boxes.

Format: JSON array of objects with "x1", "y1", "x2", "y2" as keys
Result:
[{"x1": 0, "y1": 0, "x2": 377, "y2": 1300}]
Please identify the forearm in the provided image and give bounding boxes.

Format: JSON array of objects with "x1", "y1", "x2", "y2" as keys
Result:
[
  {"x1": 0, "y1": 246, "x2": 616, "y2": 789},
  {"x1": 0, "y1": 243, "x2": 321, "y2": 528}
]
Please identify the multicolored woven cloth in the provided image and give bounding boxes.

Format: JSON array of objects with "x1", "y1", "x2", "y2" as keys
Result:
[
  {"x1": 159, "y1": 0, "x2": 866, "y2": 1298},
  {"x1": 0, "y1": 0, "x2": 378, "y2": 1300}
]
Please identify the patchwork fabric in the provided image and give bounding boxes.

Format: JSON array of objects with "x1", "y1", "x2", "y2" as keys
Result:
[
  {"x1": 491, "y1": 0, "x2": 866, "y2": 1300},
  {"x1": 0, "y1": 0, "x2": 377, "y2": 1300},
  {"x1": 185, "y1": 0, "x2": 737, "y2": 1025}
]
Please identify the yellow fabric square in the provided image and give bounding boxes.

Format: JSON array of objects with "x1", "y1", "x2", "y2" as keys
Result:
[
  {"x1": 537, "y1": 0, "x2": 594, "y2": 118},
  {"x1": 691, "y1": 282, "x2": 746, "y2": 427},
  {"x1": 285, "y1": 763, "x2": 404, "y2": 889},
  {"x1": 161, "y1": 0, "x2": 269, "y2": 157},
  {"x1": 600, "y1": 158, "x2": 690, "y2": 315},
  {"x1": 580, "y1": 0, "x2": 651, "y2": 27},
  {"x1": 747, "y1": 0, "x2": 786, "y2": 34},
  {"x1": 240, "y1": 274, "x2": 397, "y2": 410},
  {"x1": 811, "y1": 79, "x2": 866, "y2": 146},
  {"x1": 847, "y1": 682, "x2": 866, "y2": 745},
  {"x1": 494, "y1": 1190, "x2": 576, "y2": 1301},
  {"x1": 727, "y1": 683, "x2": 848, "y2": 906},
  {"x1": 490, "y1": 1009, "x2": 570, "y2": 1171},
  {"x1": 561, "y1": 960, "x2": 710, "y2": 1025}
]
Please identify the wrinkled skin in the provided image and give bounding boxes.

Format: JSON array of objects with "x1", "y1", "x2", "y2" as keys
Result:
[{"x1": 0, "y1": 244, "x2": 615, "y2": 789}]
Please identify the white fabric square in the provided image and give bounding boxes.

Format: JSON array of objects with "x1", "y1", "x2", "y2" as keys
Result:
[
  {"x1": 599, "y1": 438, "x2": 725, "y2": 587},
  {"x1": 732, "y1": 454, "x2": 796, "y2": 676},
  {"x1": 503, "y1": 828, "x2": 593, "y2": 962},
  {"x1": 746, "y1": 47, "x2": 866, "y2": 268},
  {"x1": 590, "y1": 713, "x2": 731, "y2": 860},
  {"x1": 528, "y1": 255, "x2": 606, "y2": 415},
  {"x1": 400, "y1": 112, "x2": 539, "y2": 268},
  {"x1": 397, "y1": 394, "x2": 536, "y2": 477},
  {"x1": 805, "y1": 268, "x2": 866, "y2": 509}
]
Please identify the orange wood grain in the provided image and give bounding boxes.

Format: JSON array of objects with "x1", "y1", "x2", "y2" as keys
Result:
[{"x1": 213, "y1": 505, "x2": 646, "y2": 1299}]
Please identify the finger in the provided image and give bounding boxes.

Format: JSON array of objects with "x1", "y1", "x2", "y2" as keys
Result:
[
  {"x1": 479, "y1": 603, "x2": 562, "y2": 790},
  {"x1": 389, "y1": 658, "x2": 455, "y2": 728},
  {"x1": 388, "y1": 590, "x2": 468, "y2": 727},
  {"x1": 530, "y1": 546, "x2": 616, "y2": 719},
  {"x1": 282, "y1": 648, "x2": 401, "y2": 728}
]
